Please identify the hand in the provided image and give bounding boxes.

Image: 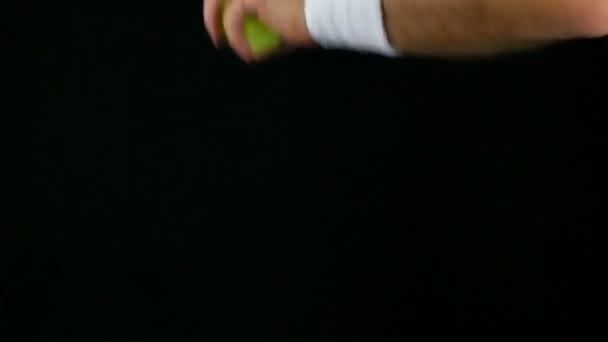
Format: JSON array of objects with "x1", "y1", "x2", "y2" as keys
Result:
[{"x1": 203, "y1": 0, "x2": 316, "y2": 62}]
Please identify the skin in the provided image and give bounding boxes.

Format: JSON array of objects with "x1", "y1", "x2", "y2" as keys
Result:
[
  {"x1": 204, "y1": 0, "x2": 314, "y2": 62},
  {"x1": 203, "y1": 0, "x2": 608, "y2": 62}
]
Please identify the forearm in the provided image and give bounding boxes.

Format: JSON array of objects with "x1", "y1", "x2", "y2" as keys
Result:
[
  {"x1": 382, "y1": 0, "x2": 608, "y2": 56},
  {"x1": 208, "y1": 0, "x2": 608, "y2": 62}
]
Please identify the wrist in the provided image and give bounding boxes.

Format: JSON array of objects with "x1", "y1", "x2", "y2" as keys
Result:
[
  {"x1": 304, "y1": 0, "x2": 399, "y2": 56},
  {"x1": 293, "y1": 0, "x2": 317, "y2": 47}
]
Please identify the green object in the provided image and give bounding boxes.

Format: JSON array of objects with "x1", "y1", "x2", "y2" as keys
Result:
[
  {"x1": 244, "y1": 17, "x2": 282, "y2": 56},
  {"x1": 222, "y1": 14, "x2": 282, "y2": 57}
]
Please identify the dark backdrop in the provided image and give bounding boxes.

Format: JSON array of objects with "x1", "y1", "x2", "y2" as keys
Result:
[{"x1": 2, "y1": 0, "x2": 604, "y2": 339}]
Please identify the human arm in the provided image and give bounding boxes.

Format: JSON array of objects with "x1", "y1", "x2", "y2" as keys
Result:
[{"x1": 204, "y1": 0, "x2": 608, "y2": 61}]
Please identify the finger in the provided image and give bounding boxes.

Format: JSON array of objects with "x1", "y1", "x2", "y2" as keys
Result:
[
  {"x1": 253, "y1": 43, "x2": 294, "y2": 62},
  {"x1": 203, "y1": 0, "x2": 224, "y2": 47},
  {"x1": 223, "y1": 0, "x2": 259, "y2": 62}
]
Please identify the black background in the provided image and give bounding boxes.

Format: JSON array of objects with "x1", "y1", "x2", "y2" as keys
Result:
[{"x1": 2, "y1": 0, "x2": 604, "y2": 339}]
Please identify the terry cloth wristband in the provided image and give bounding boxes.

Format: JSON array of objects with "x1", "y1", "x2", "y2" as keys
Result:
[{"x1": 305, "y1": 0, "x2": 400, "y2": 56}]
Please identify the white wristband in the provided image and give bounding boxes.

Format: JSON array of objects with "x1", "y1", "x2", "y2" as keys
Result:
[{"x1": 305, "y1": 0, "x2": 400, "y2": 57}]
